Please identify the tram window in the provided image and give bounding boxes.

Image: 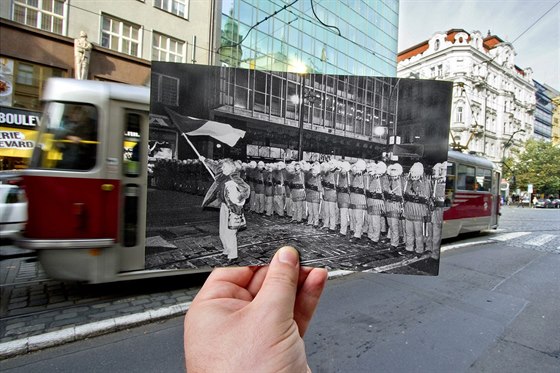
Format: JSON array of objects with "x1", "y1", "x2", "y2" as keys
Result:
[
  {"x1": 123, "y1": 113, "x2": 141, "y2": 177},
  {"x1": 32, "y1": 103, "x2": 98, "y2": 171},
  {"x1": 476, "y1": 168, "x2": 492, "y2": 191},
  {"x1": 457, "y1": 164, "x2": 476, "y2": 191},
  {"x1": 445, "y1": 162, "x2": 456, "y2": 193},
  {"x1": 123, "y1": 184, "x2": 139, "y2": 247}
]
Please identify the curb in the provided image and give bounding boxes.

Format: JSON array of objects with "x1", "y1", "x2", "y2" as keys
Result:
[
  {"x1": 0, "y1": 239, "x2": 494, "y2": 359},
  {"x1": 0, "y1": 302, "x2": 191, "y2": 359}
]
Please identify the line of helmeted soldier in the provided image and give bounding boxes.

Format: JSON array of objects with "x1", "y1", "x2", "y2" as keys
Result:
[
  {"x1": 233, "y1": 158, "x2": 449, "y2": 259},
  {"x1": 169, "y1": 157, "x2": 447, "y2": 258}
]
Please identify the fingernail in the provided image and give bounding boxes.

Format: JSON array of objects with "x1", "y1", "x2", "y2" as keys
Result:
[{"x1": 278, "y1": 246, "x2": 299, "y2": 267}]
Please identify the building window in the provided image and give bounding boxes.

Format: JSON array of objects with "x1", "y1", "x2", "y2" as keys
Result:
[
  {"x1": 101, "y1": 15, "x2": 141, "y2": 57},
  {"x1": 456, "y1": 106, "x2": 463, "y2": 123},
  {"x1": 437, "y1": 64, "x2": 443, "y2": 77},
  {"x1": 11, "y1": 60, "x2": 66, "y2": 110},
  {"x1": 152, "y1": 74, "x2": 179, "y2": 106},
  {"x1": 152, "y1": 32, "x2": 185, "y2": 62},
  {"x1": 154, "y1": 0, "x2": 188, "y2": 19},
  {"x1": 13, "y1": 0, "x2": 65, "y2": 35},
  {"x1": 16, "y1": 63, "x2": 35, "y2": 85}
]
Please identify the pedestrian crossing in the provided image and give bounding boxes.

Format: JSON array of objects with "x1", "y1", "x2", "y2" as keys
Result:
[{"x1": 488, "y1": 231, "x2": 560, "y2": 254}]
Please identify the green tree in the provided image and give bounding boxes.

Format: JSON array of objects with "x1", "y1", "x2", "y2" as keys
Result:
[{"x1": 504, "y1": 139, "x2": 560, "y2": 197}]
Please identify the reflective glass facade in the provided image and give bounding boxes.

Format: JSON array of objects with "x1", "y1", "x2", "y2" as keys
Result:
[
  {"x1": 220, "y1": 0, "x2": 398, "y2": 76},
  {"x1": 534, "y1": 80, "x2": 553, "y2": 141}
]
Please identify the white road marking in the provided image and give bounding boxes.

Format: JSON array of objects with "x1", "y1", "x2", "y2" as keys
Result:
[
  {"x1": 490, "y1": 232, "x2": 532, "y2": 241},
  {"x1": 525, "y1": 234, "x2": 556, "y2": 246}
]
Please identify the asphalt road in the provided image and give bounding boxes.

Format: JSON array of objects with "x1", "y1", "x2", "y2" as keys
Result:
[{"x1": 1, "y1": 207, "x2": 559, "y2": 372}]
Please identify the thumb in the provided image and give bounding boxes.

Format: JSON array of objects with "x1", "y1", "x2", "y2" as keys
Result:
[{"x1": 253, "y1": 246, "x2": 300, "y2": 317}]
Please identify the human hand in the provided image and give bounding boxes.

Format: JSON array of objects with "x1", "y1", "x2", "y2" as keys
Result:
[
  {"x1": 198, "y1": 155, "x2": 206, "y2": 162},
  {"x1": 184, "y1": 246, "x2": 328, "y2": 373}
]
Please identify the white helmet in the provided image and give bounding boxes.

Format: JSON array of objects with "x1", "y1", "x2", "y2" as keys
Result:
[
  {"x1": 249, "y1": 161, "x2": 257, "y2": 169},
  {"x1": 354, "y1": 159, "x2": 366, "y2": 173},
  {"x1": 387, "y1": 162, "x2": 403, "y2": 177},
  {"x1": 375, "y1": 161, "x2": 387, "y2": 175},
  {"x1": 312, "y1": 163, "x2": 321, "y2": 175},
  {"x1": 340, "y1": 161, "x2": 351, "y2": 172},
  {"x1": 409, "y1": 162, "x2": 424, "y2": 179}
]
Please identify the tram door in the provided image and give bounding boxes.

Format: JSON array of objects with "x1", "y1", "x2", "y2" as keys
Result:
[
  {"x1": 112, "y1": 103, "x2": 149, "y2": 272},
  {"x1": 490, "y1": 170, "x2": 500, "y2": 227}
]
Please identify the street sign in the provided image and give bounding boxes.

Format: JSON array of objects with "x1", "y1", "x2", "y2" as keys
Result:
[{"x1": 527, "y1": 184, "x2": 533, "y2": 193}]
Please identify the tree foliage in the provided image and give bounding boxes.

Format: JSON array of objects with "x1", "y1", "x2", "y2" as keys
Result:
[{"x1": 504, "y1": 139, "x2": 560, "y2": 197}]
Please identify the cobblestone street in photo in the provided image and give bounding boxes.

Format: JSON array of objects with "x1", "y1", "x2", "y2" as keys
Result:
[{"x1": 145, "y1": 188, "x2": 437, "y2": 275}]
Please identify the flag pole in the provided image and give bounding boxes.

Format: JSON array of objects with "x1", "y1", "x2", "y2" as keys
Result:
[{"x1": 179, "y1": 132, "x2": 216, "y2": 181}]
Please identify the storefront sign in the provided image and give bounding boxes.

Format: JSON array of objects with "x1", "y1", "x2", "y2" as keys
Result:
[
  {"x1": 0, "y1": 106, "x2": 41, "y2": 158},
  {"x1": 0, "y1": 106, "x2": 41, "y2": 128}
]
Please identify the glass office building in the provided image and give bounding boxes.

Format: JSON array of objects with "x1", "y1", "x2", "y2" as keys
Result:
[{"x1": 220, "y1": 0, "x2": 399, "y2": 76}]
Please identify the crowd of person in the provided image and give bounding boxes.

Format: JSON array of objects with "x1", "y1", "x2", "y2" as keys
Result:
[{"x1": 152, "y1": 156, "x2": 448, "y2": 260}]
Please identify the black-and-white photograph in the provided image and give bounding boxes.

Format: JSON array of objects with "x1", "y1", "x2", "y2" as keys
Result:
[{"x1": 146, "y1": 63, "x2": 452, "y2": 275}]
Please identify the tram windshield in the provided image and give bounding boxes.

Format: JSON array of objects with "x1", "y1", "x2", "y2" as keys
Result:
[{"x1": 30, "y1": 102, "x2": 98, "y2": 171}]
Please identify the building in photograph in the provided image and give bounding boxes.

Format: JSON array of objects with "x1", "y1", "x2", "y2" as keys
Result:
[
  {"x1": 0, "y1": 0, "x2": 218, "y2": 169},
  {"x1": 397, "y1": 29, "x2": 536, "y2": 167},
  {"x1": 533, "y1": 80, "x2": 559, "y2": 142},
  {"x1": 219, "y1": 0, "x2": 399, "y2": 76},
  {"x1": 151, "y1": 64, "x2": 452, "y2": 171}
]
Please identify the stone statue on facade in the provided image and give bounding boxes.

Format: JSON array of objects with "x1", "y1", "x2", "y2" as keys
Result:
[{"x1": 74, "y1": 31, "x2": 92, "y2": 80}]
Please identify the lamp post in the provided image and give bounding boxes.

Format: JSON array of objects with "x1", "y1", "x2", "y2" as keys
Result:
[
  {"x1": 296, "y1": 73, "x2": 319, "y2": 161},
  {"x1": 502, "y1": 128, "x2": 526, "y2": 160},
  {"x1": 297, "y1": 74, "x2": 307, "y2": 161},
  {"x1": 501, "y1": 128, "x2": 526, "y2": 196}
]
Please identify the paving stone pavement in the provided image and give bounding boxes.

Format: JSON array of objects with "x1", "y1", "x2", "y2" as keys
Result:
[{"x1": 0, "y1": 255, "x2": 205, "y2": 348}]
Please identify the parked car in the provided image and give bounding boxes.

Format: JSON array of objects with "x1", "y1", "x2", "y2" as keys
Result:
[
  {"x1": 0, "y1": 184, "x2": 27, "y2": 239},
  {"x1": 534, "y1": 198, "x2": 553, "y2": 208},
  {"x1": 551, "y1": 199, "x2": 560, "y2": 208}
]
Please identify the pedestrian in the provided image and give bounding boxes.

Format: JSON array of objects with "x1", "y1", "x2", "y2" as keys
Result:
[
  {"x1": 366, "y1": 161, "x2": 386, "y2": 244},
  {"x1": 305, "y1": 162, "x2": 322, "y2": 227},
  {"x1": 403, "y1": 162, "x2": 431, "y2": 256},
  {"x1": 336, "y1": 161, "x2": 352, "y2": 237},
  {"x1": 200, "y1": 158, "x2": 250, "y2": 262},
  {"x1": 284, "y1": 162, "x2": 295, "y2": 219},
  {"x1": 320, "y1": 160, "x2": 338, "y2": 231},
  {"x1": 246, "y1": 161, "x2": 257, "y2": 212},
  {"x1": 349, "y1": 159, "x2": 367, "y2": 242},
  {"x1": 264, "y1": 163, "x2": 275, "y2": 216},
  {"x1": 253, "y1": 161, "x2": 266, "y2": 214},
  {"x1": 289, "y1": 161, "x2": 306, "y2": 223},
  {"x1": 428, "y1": 162, "x2": 447, "y2": 260},
  {"x1": 273, "y1": 161, "x2": 286, "y2": 217},
  {"x1": 382, "y1": 162, "x2": 404, "y2": 251}
]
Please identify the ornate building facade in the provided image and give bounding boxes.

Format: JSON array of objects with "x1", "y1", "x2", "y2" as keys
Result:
[{"x1": 397, "y1": 29, "x2": 536, "y2": 167}]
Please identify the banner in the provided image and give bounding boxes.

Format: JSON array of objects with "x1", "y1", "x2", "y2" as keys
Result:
[{"x1": 0, "y1": 127, "x2": 37, "y2": 158}]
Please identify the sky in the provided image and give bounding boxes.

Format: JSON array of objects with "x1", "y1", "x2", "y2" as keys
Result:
[{"x1": 398, "y1": 0, "x2": 560, "y2": 91}]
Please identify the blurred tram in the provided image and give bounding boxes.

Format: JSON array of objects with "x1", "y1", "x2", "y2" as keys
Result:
[
  {"x1": 16, "y1": 78, "x2": 198, "y2": 283},
  {"x1": 17, "y1": 79, "x2": 499, "y2": 283},
  {"x1": 442, "y1": 150, "x2": 500, "y2": 238}
]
